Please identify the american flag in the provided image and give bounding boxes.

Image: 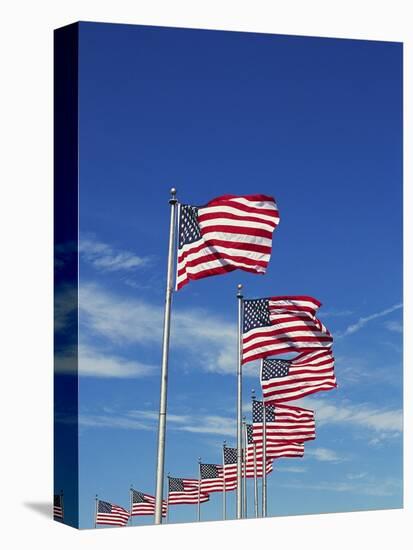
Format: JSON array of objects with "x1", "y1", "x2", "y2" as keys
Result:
[
  {"x1": 252, "y1": 400, "x2": 316, "y2": 443},
  {"x1": 242, "y1": 295, "x2": 332, "y2": 364},
  {"x1": 53, "y1": 494, "x2": 63, "y2": 520},
  {"x1": 261, "y1": 349, "x2": 337, "y2": 403},
  {"x1": 176, "y1": 194, "x2": 280, "y2": 290},
  {"x1": 243, "y1": 425, "x2": 273, "y2": 478},
  {"x1": 245, "y1": 423, "x2": 302, "y2": 469},
  {"x1": 96, "y1": 499, "x2": 130, "y2": 526},
  {"x1": 200, "y1": 463, "x2": 237, "y2": 493},
  {"x1": 130, "y1": 489, "x2": 167, "y2": 517},
  {"x1": 223, "y1": 446, "x2": 239, "y2": 481},
  {"x1": 167, "y1": 477, "x2": 210, "y2": 505}
]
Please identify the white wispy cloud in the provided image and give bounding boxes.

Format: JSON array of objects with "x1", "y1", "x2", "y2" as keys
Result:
[
  {"x1": 334, "y1": 354, "x2": 402, "y2": 388},
  {"x1": 55, "y1": 344, "x2": 156, "y2": 378},
  {"x1": 305, "y1": 447, "x2": 345, "y2": 462},
  {"x1": 384, "y1": 320, "x2": 403, "y2": 333},
  {"x1": 78, "y1": 345, "x2": 155, "y2": 378},
  {"x1": 276, "y1": 466, "x2": 307, "y2": 473},
  {"x1": 80, "y1": 236, "x2": 151, "y2": 272},
  {"x1": 54, "y1": 284, "x2": 77, "y2": 332},
  {"x1": 79, "y1": 282, "x2": 255, "y2": 376},
  {"x1": 336, "y1": 303, "x2": 402, "y2": 338},
  {"x1": 300, "y1": 397, "x2": 402, "y2": 435},
  {"x1": 78, "y1": 408, "x2": 237, "y2": 438},
  {"x1": 279, "y1": 477, "x2": 401, "y2": 497}
]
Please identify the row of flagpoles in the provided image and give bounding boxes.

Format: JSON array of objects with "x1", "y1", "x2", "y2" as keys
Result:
[
  {"x1": 153, "y1": 189, "x2": 336, "y2": 524},
  {"x1": 54, "y1": 389, "x2": 314, "y2": 526},
  {"x1": 54, "y1": 188, "x2": 336, "y2": 527}
]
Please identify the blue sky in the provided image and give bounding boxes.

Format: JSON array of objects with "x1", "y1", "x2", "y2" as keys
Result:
[{"x1": 56, "y1": 22, "x2": 402, "y2": 528}]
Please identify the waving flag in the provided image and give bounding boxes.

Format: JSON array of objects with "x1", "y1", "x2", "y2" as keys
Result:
[
  {"x1": 96, "y1": 500, "x2": 129, "y2": 526},
  {"x1": 242, "y1": 296, "x2": 332, "y2": 364},
  {"x1": 245, "y1": 423, "x2": 304, "y2": 463},
  {"x1": 130, "y1": 489, "x2": 167, "y2": 517},
  {"x1": 252, "y1": 401, "x2": 315, "y2": 443},
  {"x1": 200, "y1": 463, "x2": 237, "y2": 493},
  {"x1": 176, "y1": 194, "x2": 280, "y2": 290},
  {"x1": 167, "y1": 477, "x2": 209, "y2": 505},
  {"x1": 53, "y1": 494, "x2": 63, "y2": 520},
  {"x1": 261, "y1": 349, "x2": 337, "y2": 403}
]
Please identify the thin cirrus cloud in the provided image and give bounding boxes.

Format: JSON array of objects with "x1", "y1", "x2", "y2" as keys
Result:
[
  {"x1": 304, "y1": 447, "x2": 345, "y2": 462},
  {"x1": 79, "y1": 409, "x2": 237, "y2": 438},
  {"x1": 79, "y1": 236, "x2": 151, "y2": 272},
  {"x1": 79, "y1": 282, "x2": 246, "y2": 377},
  {"x1": 299, "y1": 397, "x2": 402, "y2": 435},
  {"x1": 279, "y1": 477, "x2": 401, "y2": 497},
  {"x1": 55, "y1": 343, "x2": 156, "y2": 378},
  {"x1": 335, "y1": 303, "x2": 402, "y2": 338},
  {"x1": 384, "y1": 320, "x2": 403, "y2": 333}
]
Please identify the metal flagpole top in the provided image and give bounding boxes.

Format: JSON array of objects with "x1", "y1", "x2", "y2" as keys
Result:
[
  {"x1": 237, "y1": 283, "x2": 243, "y2": 297},
  {"x1": 251, "y1": 388, "x2": 256, "y2": 401},
  {"x1": 169, "y1": 187, "x2": 177, "y2": 204}
]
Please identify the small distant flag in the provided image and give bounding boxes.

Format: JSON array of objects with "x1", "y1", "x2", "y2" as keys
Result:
[
  {"x1": 200, "y1": 463, "x2": 237, "y2": 493},
  {"x1": 223, "y1": 446, "x2": 238, "y2": 480},
  {"x1": 261, "y1": 349, "x2": 337, "y2": 403},
  {"x1": 167, "y1": 477, "x2": 209, "y2": 505},
  {"x1": 252, "y1": 400, "x2": 316, "y2": 443},
  {"x1": 242, "y1": 296, "x2": 332, "y2": 364},
  {"x1": 53, "y1": 493, "x2": 63, "y2": 520},
  {"x1": 130, "y1": 489, "x2": 167, "y2": 517},
  {"x1": 96, "y1": 500, "x2": 130, "y2": 527},
  {"x1": 176, "y1": 195, "x2": 280, "y2": 290}
]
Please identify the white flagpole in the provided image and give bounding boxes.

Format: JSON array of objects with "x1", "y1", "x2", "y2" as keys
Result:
[
  {"x1": 129, "y1": 484, "x2": 133, "y2": 524},
  {"x1": 223, "y1": 441, "x2": 227, "y2": 520},
  {"x1": 94, "y1": 495, "x2": 98, "y2": 529},
  {"x1": 236, "y1": 283, "x2": 243, "y2": 519},
  {"x1": 154, "y1": 188, "x2": 178, "y2": 524},
  {"x1": 197, "y1": 457, "x2": 202, "y2": 522},
  {"x1": 262, "y1": 385, "x2": 267, "y2": 518},
  {"x1": 251, "y1": 389, "x2": 259, "y2": 518},
  {"x1": 242, "y1": 416, "x2": 247, "y2": 518}
]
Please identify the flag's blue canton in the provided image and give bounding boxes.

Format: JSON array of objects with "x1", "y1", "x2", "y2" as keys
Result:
[
  {"x1": 179, "y1": 205, "x2": 202, "y2": 249},
  {"x1": 246, "y1": 424, "x2": 254, "y2": 444},
  {"x1": 262, "y1": 358, "x2": 290, "y2": 380},
  {"x1": 243, "y1": 299, "x2": 271, "y2": 333},
  {"x1": 169, "y1": 477, "x2": 185, "y2": 492},
  {"x1": 98, "y1": 500, "x2": 112, "y2": 513},
  {"x1": 132, "y1": 490, "x2": 147, "y2": 504},
  {"x1": 200, "y1": 464, "x2": 220, "y2": 479},
  {"x1": 252, "y1": 400, "x2": 276, "y2": 423},
  {"x1": 223, "y1": 447, "x2": 238, "y2": 464}
]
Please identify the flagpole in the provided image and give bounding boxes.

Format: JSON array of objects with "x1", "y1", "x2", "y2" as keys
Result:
[
  {"x1": 222, "y1": 441, "x2": 227, "y2": 520},
  {"x1": 251, "y1": 389, "x2": 259, "y2": 518},
  {"x1": 197, "y1": 457, "x2": 202, "y2": 522},
  {"x1": 166, "y1": 474, "x2": 170, "y2": 524},
  {"x1": 155, "y1": 188, "x2": 178, "y2": 524},
  {"x1": 236, "y1": 283, "x2": 243, "y2": 519},
  {"x1": 262, "y1": 379, "x2": 267, "y2": 518},
  {"x1": 129, "y1": 484, "x2": 133, "y2": 525},
  {"x1": 94, "y1": 495, "x2": 98, "y2": 529},
  {"x1": 242, "y1": 416, "x2": 247, "y2": 518}
]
